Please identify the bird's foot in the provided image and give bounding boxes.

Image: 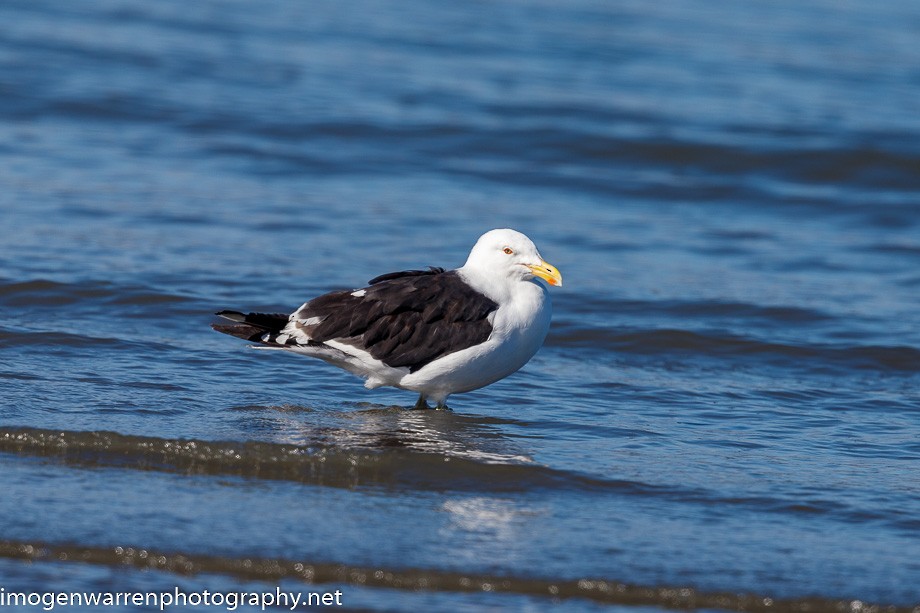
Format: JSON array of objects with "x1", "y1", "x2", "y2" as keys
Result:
[{"x1": 413, "y1": 396, "x2": 431, "y2": 410}]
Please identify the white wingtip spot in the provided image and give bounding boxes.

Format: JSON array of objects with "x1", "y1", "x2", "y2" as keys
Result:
[{"x1": 351, "y1": 289, "x2": 367, "y2": 297}]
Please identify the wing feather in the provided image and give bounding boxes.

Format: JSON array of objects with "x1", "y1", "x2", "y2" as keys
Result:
[{"x1": 284, "y1": 269, "x2": 497, "y2": 372}]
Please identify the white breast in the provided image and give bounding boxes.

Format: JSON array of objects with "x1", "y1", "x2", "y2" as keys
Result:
[{"x1": 488, "y1": 280, "x2": 551, "y2": 371}]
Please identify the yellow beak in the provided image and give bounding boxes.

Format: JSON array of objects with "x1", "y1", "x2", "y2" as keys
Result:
[{"x1": 528, "y1": 260, "x2": 563, "y2": 287}]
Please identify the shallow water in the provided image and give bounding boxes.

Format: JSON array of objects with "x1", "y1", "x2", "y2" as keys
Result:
[{"x1": 2, "y1": 0, "x2": 920, "y2": 610}]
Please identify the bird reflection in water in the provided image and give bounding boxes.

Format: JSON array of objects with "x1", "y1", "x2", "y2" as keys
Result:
[{"x1": 229, "y1": 402, "x2": 535, "y2": 465}]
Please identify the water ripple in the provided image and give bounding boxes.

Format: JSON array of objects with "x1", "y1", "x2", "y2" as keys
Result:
[{"x1": 550, "y1": 324, "x2": 920, "y2": 372}]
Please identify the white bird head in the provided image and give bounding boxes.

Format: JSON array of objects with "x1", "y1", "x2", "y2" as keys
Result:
[{"x1": 462, "y1": 228, "x2": 562, "y2": 288}]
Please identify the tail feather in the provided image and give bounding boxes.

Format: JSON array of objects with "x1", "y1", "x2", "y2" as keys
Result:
[
  {"x1": 211, "y1": 323, "x2": 268, "y2": 342},
  {"x1": 212, "y1": 310, "x2": 289, "y2": 344},
  {"x1": 212, "y1": 310, "x2": 373, "y2": 373},
  {"x1": 215, "y1": 310, "x2": 288, "y2": 330}
]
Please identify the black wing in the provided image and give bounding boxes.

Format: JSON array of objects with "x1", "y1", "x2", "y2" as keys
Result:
[
  {"x1": 291, "y1": 269, "x2": 497, "y2": 372},
  {"x1": 368, "y1": 266, "x2": 445, "y2": 285}
]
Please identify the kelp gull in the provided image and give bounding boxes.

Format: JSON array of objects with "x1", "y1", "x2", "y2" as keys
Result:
[{"x1": 212, "y1": 228, "x2": 562, "y2": 409}]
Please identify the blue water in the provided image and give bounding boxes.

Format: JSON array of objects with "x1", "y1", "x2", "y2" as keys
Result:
[{"x1": 2, "y1": 0, "x2": 919, "y2": 610}]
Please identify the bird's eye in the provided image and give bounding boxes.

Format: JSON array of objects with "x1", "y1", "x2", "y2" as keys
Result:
[{"x1": 503, "y1": 247, "x2": 514, "y2": 255}]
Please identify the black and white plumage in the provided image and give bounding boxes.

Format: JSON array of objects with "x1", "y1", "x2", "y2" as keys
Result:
[{"x1": 212, "y1": 228, "x2": 562, "y2": 409}]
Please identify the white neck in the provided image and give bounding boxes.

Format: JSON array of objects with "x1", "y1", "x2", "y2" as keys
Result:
[{"x1": 457, "y1": 265, "x2": 541, "y2": 305}]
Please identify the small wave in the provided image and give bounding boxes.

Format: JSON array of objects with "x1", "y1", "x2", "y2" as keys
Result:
[
  {"x1": 0, "y1": 328, "x2": 124, "y2": 349},
  {"x1": 0, "y1": 427, "x2": 897, "y2": 527},
  {"x1": 0, "y1": 279, "x2": 115, "y2": 305},
  {"x1": 0, "y1": 278, "x2": 191, "y2": 308},
  {"x1": 0, "y1": 371, "x2": 45, "y2": 381},
  {"x1": 860, "y1": 243, "x2": 920, "y2": 259},
  {"x1": 559, "y1": 295, "x2": 834, "y2": 325},
  {"x1": 0, "y1": 539, "x2": 913, "y2": 612},
  {"x1": 0, "y1": 426, "x2": 650, "y2": 494},
  {"x1": 550, "y1": 325, "x2": 920, "y2": 372},
  {"x1": 186, "y1": 107, "x2": 920, "y2": 193}
]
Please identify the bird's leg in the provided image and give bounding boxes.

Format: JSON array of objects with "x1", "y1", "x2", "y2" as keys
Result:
[
  {"x1": 413, "y1": 395, "x2": 431, "y2": 410},
  {"x1": 435, "y1": 399, "x2": 451, "y2": 411}
]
